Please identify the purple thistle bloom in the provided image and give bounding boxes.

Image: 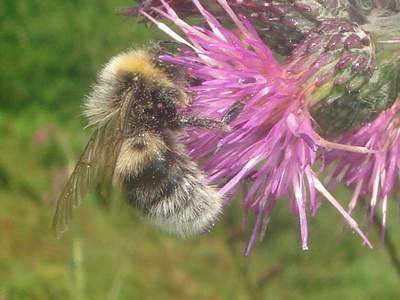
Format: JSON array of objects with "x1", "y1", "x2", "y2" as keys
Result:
[
  {"x1": 141, "y1": 0, "x2": 373, "y2": 254},
  {"x1": 325, "y1": 97, "x2": 400, "y2": 239}
]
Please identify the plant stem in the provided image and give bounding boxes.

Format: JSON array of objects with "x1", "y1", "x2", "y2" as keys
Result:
[
  {"x1": 73, "y1": 237, "x2": 86, "y2": 300},
  {"x1": 224, "y1": 211, "x2": 261, "y2": 300},
  {"x1": 373, "y1": 214, "x2": 400, "y2": 278},
  {"x1": 359, "y1": 196, "x2": 400, "y2": 279}
]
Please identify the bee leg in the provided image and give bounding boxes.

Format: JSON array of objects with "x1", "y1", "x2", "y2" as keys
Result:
[
  {"x1": 178, "y1": 101, "x2": 244, "y2": 132},
  {"x1": 178, "y1": 115, "x2": 230, "y2": 131}
]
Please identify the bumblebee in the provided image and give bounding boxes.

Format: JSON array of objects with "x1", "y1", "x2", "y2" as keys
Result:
[{"x1": 53, "y1": 46, "x2": 242, "y2": 237}]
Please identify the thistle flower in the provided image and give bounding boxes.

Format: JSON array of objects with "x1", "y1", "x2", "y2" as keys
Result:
[
  {"x1": 324, "y1": 98, "x2": 400, "y2": 240},
  {"x1": 126, "y1": 0, "x2": 352, "y2": 55},
  {"x1": 141, "y1": 0, "x2": 375, "y2": 254},
  {"x1": 322, "y1": 6, "x2": 400, "y2": 236}
]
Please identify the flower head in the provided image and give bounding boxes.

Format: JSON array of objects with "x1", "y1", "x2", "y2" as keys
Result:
[
  {"x1": 325, "y1": 97, "x2": 400, "y2": 239},
  {"x1": 142, "y1": 0, "x2": 373, "y2": 253}
]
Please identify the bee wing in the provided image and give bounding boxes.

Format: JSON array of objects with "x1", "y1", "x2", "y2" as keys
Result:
[
  {"x1": 52, "y1": 114, "x2": 124, "y2": 238},
  {"x1": 96, "y1": 115, "x2": 125, "y2": 200},
  {"x1": 53, "y1": 88, "x2": 135, "y2": 238}
]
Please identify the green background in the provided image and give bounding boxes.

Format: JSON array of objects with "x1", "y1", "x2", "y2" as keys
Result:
[{"x1": 1, "y1": 1, "x2": 400, "y2": 299}]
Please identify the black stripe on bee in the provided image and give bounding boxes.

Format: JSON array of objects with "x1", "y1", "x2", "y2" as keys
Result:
[{"x1": 121, "y1": 151, "x2": 193, "y2": 214}]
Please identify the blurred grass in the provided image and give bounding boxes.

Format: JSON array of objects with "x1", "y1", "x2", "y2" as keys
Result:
[{"x1": 1, "y1": 0, "x2": 400, "y2": 299}]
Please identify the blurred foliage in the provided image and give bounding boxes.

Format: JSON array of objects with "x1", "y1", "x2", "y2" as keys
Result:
[{"x1": 1, "y1": 0, "x2": 400, "y2": 299}]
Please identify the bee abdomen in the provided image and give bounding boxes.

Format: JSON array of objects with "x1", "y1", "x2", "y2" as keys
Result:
[
  {"x1": 148, "y1": 177, "x2": 222, "y2": 237},
  {"x1": 121, "y1": 154, "x2": 222, "y2": 237}
]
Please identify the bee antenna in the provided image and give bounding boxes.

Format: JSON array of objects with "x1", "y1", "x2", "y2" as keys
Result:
[{"x1": 158, "y1": 40, "x2": 190, "y2": 53}]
